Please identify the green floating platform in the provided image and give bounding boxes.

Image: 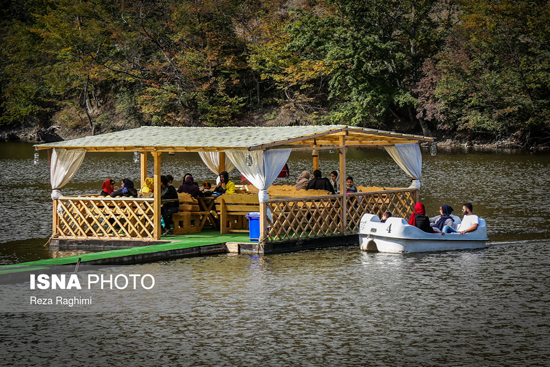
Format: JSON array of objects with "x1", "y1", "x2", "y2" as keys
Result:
[{"x1": 0, "y1": 230, "x2": 252, "y2": 274}]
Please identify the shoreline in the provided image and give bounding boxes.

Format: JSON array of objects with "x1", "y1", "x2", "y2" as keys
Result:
[{"x1": 1, "y1": 125, "x2": 548, "y2": 152}]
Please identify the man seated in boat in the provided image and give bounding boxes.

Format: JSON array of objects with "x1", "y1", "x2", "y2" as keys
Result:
[
  {"x1": 443, "y1": 203, "x2": 479, "y2": 234},
  {"x1": 306, "y1": 170, "x2": 335, "y2": 194}
]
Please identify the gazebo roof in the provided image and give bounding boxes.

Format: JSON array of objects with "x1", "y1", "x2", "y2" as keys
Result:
[{"x1": 35, "y1": 125, "x2": 433, "y2": 152}]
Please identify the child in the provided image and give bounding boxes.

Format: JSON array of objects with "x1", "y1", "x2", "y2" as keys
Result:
[
  {"x1": 346, "y1": 176, "x2": 358, "y2": 193},
  {"x1": 201, "y1": 181, "x2": 212, "y2": 195},
  {"x1": 381, "y1": 211, "x2": 392, "y2": 223}
]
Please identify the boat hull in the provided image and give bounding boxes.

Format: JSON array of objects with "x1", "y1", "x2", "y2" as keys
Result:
[
  {"x1": 359, "y1": 214, "x2": 488, "y2": 253},
  {"x1": 360, "y1": 235, "x2": 487, "y2": 253}
]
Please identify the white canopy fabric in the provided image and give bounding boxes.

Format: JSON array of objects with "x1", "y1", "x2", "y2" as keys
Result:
[
  {"x1": 226, "y1": 149, "x2": 291, "y2": 203},
  {"x1": 198, "y1": 152, "x2": 236, "y2": 177},
  {"x1": 50, "y1": 148, "x2": 86, "y2": 200},
  {"x1": 384, "y1": 143, "x2": 422, "y2": 189}
]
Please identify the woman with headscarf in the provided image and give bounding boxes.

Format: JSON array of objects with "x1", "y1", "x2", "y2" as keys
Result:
[
  {"x1": 177, "y1": 173, "x2": 198, "y2": 193},
  {"x1": 295, "y1": 171, "x2": 311, "y2": 190},
  {"x1": 177, "y1": 174, "x2": 203, "y2": 198},
  {"x1": 408, "y1": 202, "x2": 434, "y2": 233},
  {"x1": 110, "y1": 178, "x2": 138, "y2": 198},
  {"x1": 430, "y1": 204, "x2": 455, "y2": 231},
  {"x1": 140, "y1": 177, "x2": 154, "y2": 195},
  {"x1": 330, "y1": 170, "x2": 339, "y2": 193},
  {"x1": 214, "y1": 171, "x2": 235, "y2": 195},
  {"x1": 100, "y1": 179, "x2": 117, "y2": 196}
]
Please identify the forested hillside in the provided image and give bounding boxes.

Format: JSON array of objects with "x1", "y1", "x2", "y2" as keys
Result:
[{"x1": 1, "y1": 0, "x2": 549, "y2": 146}]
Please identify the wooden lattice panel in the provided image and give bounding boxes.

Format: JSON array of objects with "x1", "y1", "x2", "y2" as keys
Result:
[
  {"x1": 265, "y1": 189, "x2": 416, "y2": 242},
  {"x1": 345, "y1": 189, "x2": 416, "y2": 232},
  {"x1": 55, "y1": 197, "x2": 155, "y2": 240},
  {"x1": 266, "y1": 196, "x2": 343, "y2": 241}
]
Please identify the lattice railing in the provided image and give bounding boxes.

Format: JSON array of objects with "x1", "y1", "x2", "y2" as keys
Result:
[
  {"x1": 266, "y1": 189, "x2": 416, "y2": 242},
  {"x1": 266, "y1": 195, "x2": 343, "y2": 242},
  {"x1": 54, "y1": 196, "x2": 155, "y2": 240},
  {"x1": 344, "y1": 189, "x2": 416, "y2": 232}
]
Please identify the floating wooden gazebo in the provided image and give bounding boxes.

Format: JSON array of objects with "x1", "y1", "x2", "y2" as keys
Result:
[{"x1": 35, "y1": 125, "x2": 433, "y2": 253}]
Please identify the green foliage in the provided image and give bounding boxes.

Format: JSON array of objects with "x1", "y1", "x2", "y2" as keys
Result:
[
  {"x1": 0, "y1": 0, "x2": 256, "y2": 129},
  {"x1": 278, "y1": 0, "x2": 451, "y2": 134},
  {"x1": 416, "y1": 0, "x2": 550, "y2": 142},
  {"x1": 0, "y1": 0, "x2": 548, "y2": 145}
]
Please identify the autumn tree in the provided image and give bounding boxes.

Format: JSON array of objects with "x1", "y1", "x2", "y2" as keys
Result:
[
  {"x1": 1, "y1": 0, "x2": 260, "y2": 130},
  {"x1": 416, "y1": 0, "x2": 550, "y2": 143},
  {"x1": 247, "y1": 2, "x2": 337, "y2": 120}
]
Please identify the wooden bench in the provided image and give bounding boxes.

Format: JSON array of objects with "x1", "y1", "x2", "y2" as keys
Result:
[
  {"x1": 356, "y1": 186, "x2": 386, "y2": 192},
  {"x1": 172, "y1": 193, "x2": 210, "y2": 234},
  {"x1": 215, "y1": 194, "x2": 260, "y2": 234}
]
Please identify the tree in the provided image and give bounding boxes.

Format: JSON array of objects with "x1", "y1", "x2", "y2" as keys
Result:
[
  {"x1": 248, "y1": 10, "x2": 337, "y2": 119},
  {"x1": 118, "y1": 0, "x2": 250, "y2": 126},
  {"x1": 277, "y1": 0, "x2": 457, "y2": 135},
  {"x1": 416, "y1": 0, "x2": 550, "y2": 143}
]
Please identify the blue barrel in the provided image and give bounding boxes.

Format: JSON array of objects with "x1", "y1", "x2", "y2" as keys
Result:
[{"x1": 245, "y1": 212, "x2": 260, "y2": 242}]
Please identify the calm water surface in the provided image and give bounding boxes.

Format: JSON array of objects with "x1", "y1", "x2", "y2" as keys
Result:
[{"x1": 0, "y1": 142, "x2": 549, "y2": 365}]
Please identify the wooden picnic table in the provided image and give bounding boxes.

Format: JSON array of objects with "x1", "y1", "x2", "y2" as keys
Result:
[{"x1": 197, "y1": 197, "x2": 218, "y2": 229}]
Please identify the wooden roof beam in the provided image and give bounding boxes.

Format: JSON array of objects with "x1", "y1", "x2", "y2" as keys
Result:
[{"x1": 249, "y1": 127, "x2": 348, "y2": 151}]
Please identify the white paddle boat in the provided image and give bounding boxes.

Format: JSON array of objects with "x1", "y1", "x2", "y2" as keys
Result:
[{"x1": 359, "y1": 213, "x2": 488, "y2": 253}]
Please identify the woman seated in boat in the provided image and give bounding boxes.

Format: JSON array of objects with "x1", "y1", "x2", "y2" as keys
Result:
[
  {"x1": 429, "y1": 204, "x2": 455, "y2": 232},
  {"x1": 100, "y1": 178, "x2": 118, "y2": 196},
  {"x1": 408, "y1": 202, "x2": 434, "y2": 233},
  {"x1": 110, "y1": 179, "x2": 138, "y2": 198}
]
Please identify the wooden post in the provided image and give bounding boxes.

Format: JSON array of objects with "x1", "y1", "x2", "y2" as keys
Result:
[
  {"x1": 152, "y1": 151, "x2": 162, "y2": 240},
  {"x1": 140, "y1": 152, "x2": 147, "y2": 189},
  {"x1": 259, "y1": 202, "x2": 267, "y2": 253},
  {"x1": 312, "y1": 147, "x2": 319, "y2": 171},
  {"x1": 52, "y1": 200, "x2": 58, "y2": 237},
  {"x1": 219, "y1": 151, "x2": 226, "y2": 173},
  {"x1": 339, "y1": 135, "x2": 347, "y2": 234}
]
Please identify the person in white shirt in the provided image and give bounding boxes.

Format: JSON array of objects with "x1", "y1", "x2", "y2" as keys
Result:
[{"x1": 443, "y1": 203, "x2": 479, "y2": 234}]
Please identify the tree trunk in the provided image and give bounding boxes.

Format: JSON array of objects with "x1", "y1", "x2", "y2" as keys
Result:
[
  {"x1": 409, "y1": 107, "x2": 431, "y2": 137},
  {"x1": 83, "y1": 77, "x2": 95, "y2": 136}
]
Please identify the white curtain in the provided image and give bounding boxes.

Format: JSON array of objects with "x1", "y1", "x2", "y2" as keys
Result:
[
  {"x1": 198, "y1": 152, "x2": 236, "y2": 178},
  {"x1": 385, "y1": 143, "x2": 422, "y2": 189},
  {"x1": 226, "y1": 149, "x2": 291, "y2": 203},
  {"x1": 50, "y1": 148, "x2": 86, "y2": 200}
]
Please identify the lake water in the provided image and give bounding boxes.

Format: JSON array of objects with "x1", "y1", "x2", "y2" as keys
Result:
[{"x1": 0, "y1": 142, "x2": 549, "y2": 365}]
